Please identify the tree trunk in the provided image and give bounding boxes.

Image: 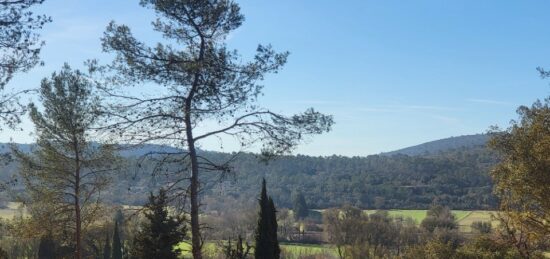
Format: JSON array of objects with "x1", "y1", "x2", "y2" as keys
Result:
[
  {"x1": 75, "y1": 188, "x2": 82, "y2": 259},
  {"x1": 186, "y1": 37, "x2": 205, "y2": 259},
  {"x1": 186, "y1": 121, "x2": 201, "y2": 259},
  {"x1": 74, "y1": 137, "x2": 82, "y2": 259}
]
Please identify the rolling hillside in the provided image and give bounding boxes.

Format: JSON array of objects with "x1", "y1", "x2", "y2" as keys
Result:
[{"x1": 0, "y1": 133, "x2": 499, "y2": 210}]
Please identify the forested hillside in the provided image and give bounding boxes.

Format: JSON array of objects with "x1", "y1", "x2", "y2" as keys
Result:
[
  {"x1": 1, "y1": 136, "x2": 499, "y2": 210},
  {"x1": 202, "y1": 145, "x2": 498, "y2": 210}
]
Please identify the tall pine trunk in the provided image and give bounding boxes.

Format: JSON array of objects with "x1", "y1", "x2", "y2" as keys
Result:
[
  {"x1": 186, "y1": 37, "x2": 206, "y2": 259},
  {"x1": 73, "y1": 137, "x2": 82, "y2": 259},
  {"x1": 186, "y1": 132, "x2": 201, "y2": 259}
]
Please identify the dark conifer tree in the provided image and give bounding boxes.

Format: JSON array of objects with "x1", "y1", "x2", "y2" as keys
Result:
[
  {"x1": 112, "y1": 222, "x2": 122, "y2": 259},
  {"x1": 0, "y1": 247, "x2": 7, "y2": 259},
  {"x1": 292, "y1": 192, "x2": 309, "y2": 220},
  {"x1": 268, "y1": 197, "x2": 281, "y2": 259},
  {"x1": 133, "y1": 189, "x2": 186, "y2": 259},
  {"x1": 37, "y1": 234, "x2": 55, "y2": 259},
  {"x1": 103, "y1": 232, "x2": 111, "y2": 259},
  {"x1": 254, "y1": 179, "x2": 280, "y2": 259}
]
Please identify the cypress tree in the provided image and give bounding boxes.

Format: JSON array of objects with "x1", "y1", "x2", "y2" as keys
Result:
[
  {"x1": 268, "y1": 197, "x2": 281, "y2": 259},
  {"x1": 254, "y1": 179, "x2": 280, "y2": 259},
  {"x1": 133, "y1": 189, "x2": 186, "y2": 259},
  {"x1": 0, "y1": 247, "x2": 7, "y2": 259},
  {"x1": 103, "y1": 232, "x2": 111, "y2": 259},
  {"x1": 112, "y1": 221, "x2": 122, "y2": 259},
  {"x1": 292, "y1": 192, "x2": 309, "y2": 220},
  {"x1": 38, "y1": 234, "x2": 56, "y2": 259}
]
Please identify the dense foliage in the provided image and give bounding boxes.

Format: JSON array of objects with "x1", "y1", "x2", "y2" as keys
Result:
[
  {"x1": 201, "y1": 144, "x2": 498, "y2": 210},
  {"x1": 489, "y1": 98, "x2": 550, "y2": 238}
]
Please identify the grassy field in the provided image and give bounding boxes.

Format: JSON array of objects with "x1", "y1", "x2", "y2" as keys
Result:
[
  {"x1": 456, "y1": 210, "x2": 498, "y2": 232},
  {"x1": 178, "y1": 242, "x2": 338, "y2": 259},
  {"x1": 280, "y1": 243, "x2": 338, "y2": 259},
  {"x1": 364, "y1": 209, "x2": 495, "y2": 231}
]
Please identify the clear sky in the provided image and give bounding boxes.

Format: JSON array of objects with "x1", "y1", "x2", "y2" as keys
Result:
[{"x1": 3, "y1": 0, "x2": 550, "y2": 156}]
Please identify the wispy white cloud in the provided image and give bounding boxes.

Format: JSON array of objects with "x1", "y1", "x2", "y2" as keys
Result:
[
  {"x1": 357, "y1": 104, "x2": 462, "y2": 113},
  {"x1": 467, "y1": 98, "x2": 514, "y2": 106},
  {"x1": 288, "y1": 100, "x2": 345, "y2": 105},
  {"x1": 357, "y1": 107, "x2": 398, "y2": 113},
  {"x1": 430, "y1": 114, "x2": 461, "y2": 125},
  {"x1": 390, "y1": 104, "x2": 461, "y2": 111}
]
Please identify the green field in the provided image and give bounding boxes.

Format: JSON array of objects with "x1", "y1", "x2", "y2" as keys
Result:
[
  {"x1": 363, "y1": 209, "x2": 496, "y2": 231},
  {"x1": 280, "y1": 243, "x2": 338, "y2": 259},
  {"x1": 178, "y1": 242, "x2": 338, "y2": 259}
]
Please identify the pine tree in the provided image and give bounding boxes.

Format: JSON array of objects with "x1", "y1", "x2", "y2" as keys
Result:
[
  {"x1": 103, "y1": 232, "x2": 111, "y2": 259},
  {"x1": 133, "y1": 189, "x2": 186, "y2": 259},
  {"x1": 254, "y1": 179, "x2": 280, "y2": 259},
  {"x1": 13, "y1": 64, "x2": 116, "y2": 259},
  {"x1": 98, "y1": 1, "x2": 333, "y2": 258},
  {"x1": 112, "y1": 221, "x2": 122, "y2": 259}
]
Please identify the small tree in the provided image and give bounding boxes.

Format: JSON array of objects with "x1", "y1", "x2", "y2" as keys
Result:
[
  {"x1": 13, "y1": 65, "x2": 117, "y2": 259},
  {"x1": 420, "y1": 205, "x2": 457, "y2": 233},
  {"x1": 255, "y1": 179, "x2": 280, "y2": 259},
  {"x1": 133, "y1": 188, "x2": 186, "y2": 259},
  {"x1": 112, "y1": 222, "x2": 122, "y2": 259},
  {"x1": 323, "y1": 206, "x2": 365, "y2": 259},
  {"x1": 223, "y1": 235, "x2": 251, "y2": 259},
  {"x1": 292, "y1": 192, "x2": 309, "y2": 220},
  {"x1": 471, "y1": 221, "x2": 492, "y2": 234}
]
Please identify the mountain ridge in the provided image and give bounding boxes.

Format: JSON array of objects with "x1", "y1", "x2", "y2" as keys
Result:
[
  {"x1": 1, "y1": 133, "x2": 491, "y2": 158},
  {"x1": 382, "y1": 134, "x2": 490, "y2": 156}
]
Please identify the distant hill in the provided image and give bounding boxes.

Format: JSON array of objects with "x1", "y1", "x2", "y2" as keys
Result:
[
  {"x1": 0, "y1": 134, "x2": 499, "y2": 210},
  {"x1": 382, "y1": 134, "x2": 490, "y2": 156},
  {"x1": 0, "y1": 143, "x2": 181, "y2": 157}
]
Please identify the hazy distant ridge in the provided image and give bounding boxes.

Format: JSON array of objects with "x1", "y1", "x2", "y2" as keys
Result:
[{"x1": 383, "y1": 134, "x2": 489, "y2": 156}]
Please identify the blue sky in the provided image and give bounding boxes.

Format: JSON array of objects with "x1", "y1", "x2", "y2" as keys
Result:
[{"x1": 3, "y1": 0, "x2": 550, "y2": 156}]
